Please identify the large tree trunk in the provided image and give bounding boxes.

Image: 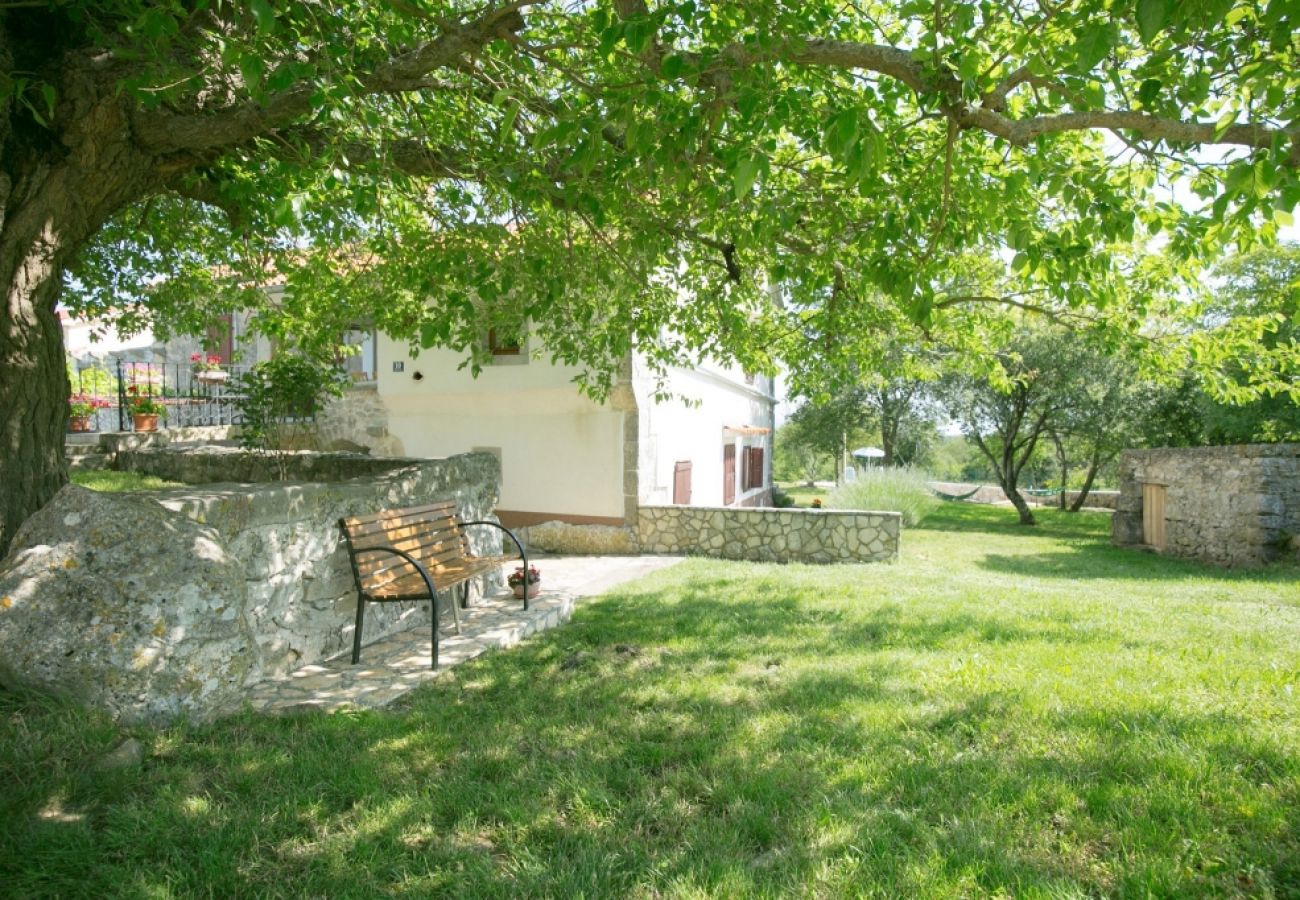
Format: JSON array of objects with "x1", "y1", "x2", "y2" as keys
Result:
[
  {"x1": 0, "y1": 212, "x2": 75, "y2": 557},
  {"x1": 0, "y1": 84, "x2": 158, "y2": 556},
  {"x1": 0, "y1": 253, "x2": 70, "y2": 557}
]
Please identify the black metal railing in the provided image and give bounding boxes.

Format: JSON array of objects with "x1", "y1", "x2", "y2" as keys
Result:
[{"x1": 67, "y1": 358, "x2": 248, "y2": 433}]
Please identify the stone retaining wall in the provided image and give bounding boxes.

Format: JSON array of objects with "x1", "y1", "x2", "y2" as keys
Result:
[
  {"x1": 116, "y1": 444, "x2": 421, "y2": 486},
  {"x1": 0, "y1": 452, "x2": 501, "y2": 724},
  {"x1": 1112, "y1": 444, "x2": 1300, "y2": 567},
  {"x1": 638, "y1": 505, "x2": 900, "y2": 563}
]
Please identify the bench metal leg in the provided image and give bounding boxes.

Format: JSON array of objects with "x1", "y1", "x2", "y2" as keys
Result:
[
  {"x1": 450, "y1": 585, "x2": 461, "y2": 635},
  {"x1": 430, "y1": 596, "x2": 439, "y2": 669},
  {"x1": 351, "y1": 594, "x2": 366, "y2": 664}
]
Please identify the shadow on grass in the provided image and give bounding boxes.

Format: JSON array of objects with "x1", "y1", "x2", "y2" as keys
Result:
[
  {"x1": 917, "y1": 502, "x2": 1111, "y2": 541},
  {"x1": 7, "y1": 632, "x2": 1294, "y2": 896},
  {"x1": 7, "y1": 565, "x2": 1298, "y2": 896},
  {"x1": 978, "y1": 544, "x2": 1300, "y2": 587}
]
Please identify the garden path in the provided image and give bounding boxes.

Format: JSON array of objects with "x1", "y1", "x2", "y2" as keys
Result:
[{"x1": 241, "y1": 554, "x2": 682, "y2": 715}]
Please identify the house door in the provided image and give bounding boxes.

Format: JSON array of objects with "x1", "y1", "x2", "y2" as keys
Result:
[
  {"x1": 673, "y1": 460, "x2": 692, "y2": 505},
  {"x1": 1142, "y1": 483, "x2": 1167, "y2": 550},
  {"x1": 723, "y1": 445, "x2": 736, "y2": 506}
]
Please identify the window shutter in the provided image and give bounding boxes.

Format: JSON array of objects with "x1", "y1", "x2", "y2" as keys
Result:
[{"x1": 744, "y1": 446, "x2": 765, "y2": 490}]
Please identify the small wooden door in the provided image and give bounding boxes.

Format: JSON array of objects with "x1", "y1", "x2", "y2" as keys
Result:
[
  {"x1": 1142, "y1": 482, "x2": 1167, "y2": 550},
  {"x1": 673, "y1": 460, "x2": 692, "y2": 505},
  {"x1": 723, "y1": 445, "x2": 736, "y2": 506}
]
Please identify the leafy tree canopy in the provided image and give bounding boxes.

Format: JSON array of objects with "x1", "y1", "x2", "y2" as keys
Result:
[
  {"x1": 41, "y1": 0, "x2": 1299, "y2": 397},
  {"x1": 3, "y1": 0, "x2": 1300, "y2": 555}
]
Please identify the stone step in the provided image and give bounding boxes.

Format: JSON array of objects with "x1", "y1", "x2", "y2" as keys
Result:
[{"x1": 65, "y1": 441, "x2": 108, "y2": 456}]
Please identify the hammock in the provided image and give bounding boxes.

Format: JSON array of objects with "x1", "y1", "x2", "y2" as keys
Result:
[{"x1": 931, "y1": 484, "x2": 983, "y2": 501}]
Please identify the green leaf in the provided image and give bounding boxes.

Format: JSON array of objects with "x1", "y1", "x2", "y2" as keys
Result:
[
  {"x1": 1137, "y1": 78, "x2": 1162, "y2": 106},
  {"x1": 251, "y1": 0, "x2": 276, "y2": 33},
  {"x1": 733, "y1": 153, "x2": 763, "y2": 201},
  {"x1": 660, "y1": 53, "x2": 687, "y2": 79},
  {"x1": 822, "y1": 108, "x2": 859, "y2": 161},
  {"x1": 1073, "y1": 24, "x2": 1114, "y2": 72},
  {"x1": 1135, "y1": 0, "x2": 1171, "y2": 44}
]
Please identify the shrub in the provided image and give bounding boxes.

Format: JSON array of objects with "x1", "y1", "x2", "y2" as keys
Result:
[
  {"x1": 827, "y1": 466, "x2": 939, "y2": 526},
  {"x1": 770, "y1": 485, "x2": 795, "y2": 508},
  {"x1": 234, "y1": 354, "x2": 347, "y2": 479}
]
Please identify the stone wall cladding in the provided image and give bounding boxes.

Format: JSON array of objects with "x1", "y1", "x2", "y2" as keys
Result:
[
  {"x1": 1112, "y1": 443, "x2": 1300, "y2": 567},
  {"x1": 517, "y1": 521, "x2": 640, "y2": 555},
  {"x1": 0, "y1": 453, "x2": 501, "y2": 724},
  {"x1": 316, "y1": 385, "x2": 405, "y2": 456},
  {"x1": 638, "y1": 505, "x2": 900, "y2": 564}
]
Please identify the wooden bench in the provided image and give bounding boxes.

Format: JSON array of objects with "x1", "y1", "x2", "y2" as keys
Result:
[{"x1": 339, "y1": 501, "x2": 528, "y2": 668}]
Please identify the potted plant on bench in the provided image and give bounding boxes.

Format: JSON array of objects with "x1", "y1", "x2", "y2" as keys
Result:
[{"x1": 508, "y1": 565, "x2": 542, "y2": 600}]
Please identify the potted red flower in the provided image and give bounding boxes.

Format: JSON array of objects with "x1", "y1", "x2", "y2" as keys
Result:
[
  {"x1": 67, "y1": 393, "x2": 109, "y2": 432},
  {"x1": 191, "y1": 352, "x2": 228, "y2": 383},
  {"x1": 507, "y1": 565, "x2": 541, "y2": 600},
  {"x1": 126, "y1": 385, "x2": 166, "y2": 432}
]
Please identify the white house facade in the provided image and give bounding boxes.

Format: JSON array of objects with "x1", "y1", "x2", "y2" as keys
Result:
[{"x1": 371, "y1": 331, "x2": 776, "y2": 531}]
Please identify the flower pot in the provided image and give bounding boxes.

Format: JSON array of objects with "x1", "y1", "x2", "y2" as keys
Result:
[
  {"x1": 195, "y1": 369, "x2": 229, "y2": 384},
  {"x1": 68, "y1": 415, "x2": 92, "y2": 433},
  {"x1": 132, "y1": 413, "x2": 159, "y2": 433},
  {"x1": 511, "y1": 583, "x2": 540, "y2": 600}
]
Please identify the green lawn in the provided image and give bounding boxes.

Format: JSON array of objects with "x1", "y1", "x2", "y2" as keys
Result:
[
  {"x1": 776, "y1": 482, "x2": 828, "y2": 508},
  {"x1": 3, "y1": 505, "x2": 1298, "y2": 897}
]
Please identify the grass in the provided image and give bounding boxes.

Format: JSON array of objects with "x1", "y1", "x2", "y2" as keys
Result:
[
  {"x1": 776, "y1": 482, "x2": 828, "y2": 508},
  {"x1": 69, "y1": 470, "x2": 184, "y2": 492},
  {"x1": 2, "y1": 505, "x2": 1298, "y2": 897}
]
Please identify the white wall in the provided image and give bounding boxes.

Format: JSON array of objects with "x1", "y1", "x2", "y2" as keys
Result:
[
  {"x1": 635, "y1": 357, "x2": 775, "y2": 507},
  {"x1": 375, "y1": 335, "x2": 626, "y2": 520}
]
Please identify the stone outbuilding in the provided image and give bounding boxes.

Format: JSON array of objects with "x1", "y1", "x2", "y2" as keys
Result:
[{"x1": 1112, "y1": 444, "x2": 1300, "y2": 567}]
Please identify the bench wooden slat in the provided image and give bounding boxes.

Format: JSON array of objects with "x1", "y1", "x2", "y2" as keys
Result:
[
  {"x1": 346, "y1": 518, "x2": 464, "y2": 547},
  {"x1": 360, "y1": 553, "x2": 514, "y2": 591},
  {"x1": 342, "y1": 500, "x2": 457, "y2": 530},
  {"x1": 364, "y1": 557, "x2": 511, "y2": 599}
]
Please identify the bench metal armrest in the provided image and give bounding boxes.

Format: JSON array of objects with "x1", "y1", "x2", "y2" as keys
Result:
[
  {"x1": 460, "y1": 520, "x2": 530, "y2": 609},
  {"x1": 352, "y1": 546, "x2": 440, "y2": 600}
]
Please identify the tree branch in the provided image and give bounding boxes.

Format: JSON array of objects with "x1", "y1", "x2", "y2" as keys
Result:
[{"x1": 132, "y1": 3, "x2": 530, "y2": 154}]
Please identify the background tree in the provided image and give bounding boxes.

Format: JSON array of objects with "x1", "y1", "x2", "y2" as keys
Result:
[
  {"x1": 940, "y1": 327, "x2": 1079, "y2": 525},
  {"x1": 1044, "y1": 347, "x2": 1151, "y2": 510},
  {"x1": 3, "y1": 0, "x2": 1299, "y2": 554}
]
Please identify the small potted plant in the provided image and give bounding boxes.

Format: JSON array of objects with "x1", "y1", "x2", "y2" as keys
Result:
[
  {"x1": 126, "y1": 385, "x2": 166, "y2": 432},
  {"x1": 507, "y1": 565, "x2": 542, "y2": 600},
  {"x1": 191, "y1": 352, "x2": 228, "y2": 384},
  {"x1": 67, "y1": 393, "x2": 108, "y2": 432}
]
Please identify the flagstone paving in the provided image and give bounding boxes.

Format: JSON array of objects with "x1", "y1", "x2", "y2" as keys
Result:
[{"x1": 242, "y1": 554, "x2": 682, "y2": 715}]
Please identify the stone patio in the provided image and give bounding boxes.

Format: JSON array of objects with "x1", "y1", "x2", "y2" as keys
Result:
[{"x1": 241, "y1": 554, "x2": 681, "y2": 715}]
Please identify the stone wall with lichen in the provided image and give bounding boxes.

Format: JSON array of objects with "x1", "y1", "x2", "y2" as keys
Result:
[
  {"x1": 0, "y1": 453, "x2": 500, "y2": 724},
  {"x1": 638, "y1": 505, "x2": 900, "y2": 563},
  {"x1": 1112, "y1": 443, "x2": 1300, "y2": 567}
]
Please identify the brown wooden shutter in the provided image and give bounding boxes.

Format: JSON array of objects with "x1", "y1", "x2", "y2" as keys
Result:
[
  {"x1": 743, "y1": 446, "x2": 764, "y2": 490},
  {"x1": 206, "y1": 313, "x2": 234, "y2": 363},
  {"x1": 723, "y1": 445, "x2": 736, "y2": 505},
  {"x1": 673, "y1": 460, "x2": 692, "y2": 505}
]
